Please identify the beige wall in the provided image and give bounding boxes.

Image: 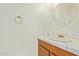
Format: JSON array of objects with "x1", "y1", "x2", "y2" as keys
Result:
[{"x1": 0, "y1": 3, "x2": 51, "y2": 56}]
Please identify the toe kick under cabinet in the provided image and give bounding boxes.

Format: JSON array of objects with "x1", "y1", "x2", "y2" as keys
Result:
[{"x1": 38, "y1": 39, "x2": 77, "y2": 56}]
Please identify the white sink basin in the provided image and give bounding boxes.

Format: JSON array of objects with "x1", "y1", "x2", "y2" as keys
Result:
[{"x1": 47, "y1": 35, "x2": 72, "y2": 42}]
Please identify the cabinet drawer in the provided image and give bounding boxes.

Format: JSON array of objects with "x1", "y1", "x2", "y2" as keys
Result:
[
  {"x1": 38, "y1": 39, "x2": 77, "y2": 56},
  {"x1": 50, "y1": 52, "x2": 57, "y2": 56}
]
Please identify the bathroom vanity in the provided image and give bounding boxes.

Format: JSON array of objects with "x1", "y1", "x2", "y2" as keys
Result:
[
  {"x1": 38, "y1": 39, "x2": 76, "y2": 56},
  {"x1": 38, "y1": 36, "x2": 79, "y2": 56}
]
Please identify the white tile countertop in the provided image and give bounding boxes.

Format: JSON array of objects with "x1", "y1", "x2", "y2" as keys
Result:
[{"x1": 38, "y1": 35, "x2": 79, "y2": 55}]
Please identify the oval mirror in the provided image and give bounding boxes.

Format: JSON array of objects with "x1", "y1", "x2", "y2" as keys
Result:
[{"x1": 54, "y1": 3, "x2": 77, "y2": 27}]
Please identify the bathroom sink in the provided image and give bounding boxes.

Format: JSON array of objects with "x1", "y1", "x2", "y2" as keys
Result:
[{"x1": 47, "y1": 35, "x2": 72, "y2": 42}]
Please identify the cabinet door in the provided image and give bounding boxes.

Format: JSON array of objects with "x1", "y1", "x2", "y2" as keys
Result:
[{"x1": 38, "y1": 45, "x2": 49, "y2": 56}]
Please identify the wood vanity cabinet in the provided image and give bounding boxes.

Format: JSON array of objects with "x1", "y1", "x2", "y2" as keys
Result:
[{"x1": 38, "y1": 39, "x2": 77, "y2": 56}]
